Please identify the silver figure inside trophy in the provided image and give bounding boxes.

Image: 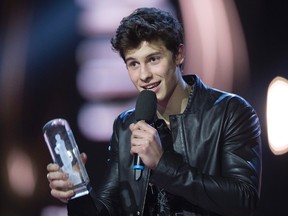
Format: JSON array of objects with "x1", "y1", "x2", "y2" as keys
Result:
[{"x1": 43, "y1": 118, "x2": 89, "y2": 199}]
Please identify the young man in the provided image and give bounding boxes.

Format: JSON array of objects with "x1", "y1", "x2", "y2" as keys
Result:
[{"x1": 47, "y1": 7, "x2": 262, "y2": 216}]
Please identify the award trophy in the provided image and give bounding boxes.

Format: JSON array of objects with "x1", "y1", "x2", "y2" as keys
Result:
[{"x1": 43, "y1": 118, "x2": 89, "y2": 199}]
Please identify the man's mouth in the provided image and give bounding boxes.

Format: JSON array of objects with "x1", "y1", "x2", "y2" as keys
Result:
[{"x1": 143, "y1": 81, "x2": 160, "y2": 90}]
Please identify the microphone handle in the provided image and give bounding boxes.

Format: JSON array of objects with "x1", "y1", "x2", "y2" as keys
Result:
[
  {"x1": 132, "y1": 122, "x2": 155, "y2": 181},
  {"x1": 133, "y1": 154, "x2": 144, "y2": 181}
]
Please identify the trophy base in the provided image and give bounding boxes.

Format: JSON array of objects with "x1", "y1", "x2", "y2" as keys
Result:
[{"x1": 70, "y1": 184, "x2": 89, "y2": 199}]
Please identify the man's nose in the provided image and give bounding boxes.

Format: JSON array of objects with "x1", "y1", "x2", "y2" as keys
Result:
[{"x1": 140, "y1": 64, "x2": 152, "y2": 81}]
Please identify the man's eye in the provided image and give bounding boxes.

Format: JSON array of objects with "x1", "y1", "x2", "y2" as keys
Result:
[
  {"x1": 150, "y1": 56, "x2": 160, "y2": 64},
  {"x1": 127, "y1": 62, "x2": 139, "y2": 69}
]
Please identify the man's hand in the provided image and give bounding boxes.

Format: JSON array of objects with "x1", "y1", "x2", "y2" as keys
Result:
[
  {"x1": 130, "y1": 120, "x2": 163, "y2": 170},
  {"x1": 46, "y1": 152, "x2": 87, "y2": 202}
]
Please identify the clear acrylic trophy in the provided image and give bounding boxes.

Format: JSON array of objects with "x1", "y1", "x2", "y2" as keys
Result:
[{"x1": 43, "y1": 118, "x2": 89, "y2": 199}]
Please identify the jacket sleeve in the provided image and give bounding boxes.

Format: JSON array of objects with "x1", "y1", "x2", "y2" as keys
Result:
[
  {"x1": 150, "y1": 96, "x2": 262, "y2": 216},
  {"x1": 67, "y1": 118, "x2": 122, "y2": 216}
]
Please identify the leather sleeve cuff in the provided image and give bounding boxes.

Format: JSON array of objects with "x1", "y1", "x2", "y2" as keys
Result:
[{"x1": 67, "y1": 193, "x2": 98, "y2": 216}]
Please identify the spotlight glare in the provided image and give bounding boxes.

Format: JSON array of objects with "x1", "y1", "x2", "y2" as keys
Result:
[{"x1": 267, "y1": 76, "x2": 288, "y2": 155}]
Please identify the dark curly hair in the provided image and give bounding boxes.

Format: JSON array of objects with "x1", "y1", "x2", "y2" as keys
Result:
[{"x1": 111, "y1": 7, "x2": 184, "y2": 61}]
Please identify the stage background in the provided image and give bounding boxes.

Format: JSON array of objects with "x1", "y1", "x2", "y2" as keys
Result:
[{"x1": 0, "y1": 0, "x2": 287, "y2": 215}]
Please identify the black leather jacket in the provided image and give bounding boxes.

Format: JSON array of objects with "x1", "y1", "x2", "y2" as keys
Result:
[{"x1": 68, "y1": 75, "x2": 262, "y2": 216}]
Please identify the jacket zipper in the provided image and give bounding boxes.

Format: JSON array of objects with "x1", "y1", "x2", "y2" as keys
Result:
[{"x1": 138, "y1": 169, "x2": 151, "y2": 216}]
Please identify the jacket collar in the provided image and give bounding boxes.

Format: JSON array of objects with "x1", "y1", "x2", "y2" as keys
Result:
[{"x1": 182, "y1": 74, "x2": 211, "y2": 114}]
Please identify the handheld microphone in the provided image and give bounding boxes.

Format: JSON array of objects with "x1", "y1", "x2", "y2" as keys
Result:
[{"x1": 133, "y1": 90, "x2": 157, "y2": 181}]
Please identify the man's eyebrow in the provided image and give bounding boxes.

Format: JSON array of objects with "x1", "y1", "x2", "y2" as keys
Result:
[
  {"x1": 125, "y1": 51, "x2": 163, "y2": 63},
  {"x1": 146, "y1": 52, "x2": 162, "y2": 58},
  {"x1": 125, "y1": 57, "x2": 136, "y2": 63}
]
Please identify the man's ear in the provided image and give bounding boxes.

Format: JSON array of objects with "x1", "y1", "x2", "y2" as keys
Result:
[{"x1": 176, "y1": 44, "x2": 185, "y2": 65}]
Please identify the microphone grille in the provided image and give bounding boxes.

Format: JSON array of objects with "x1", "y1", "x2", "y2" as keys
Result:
[{"x1": 135, "y1": 90, "x2": 157, "y2": 123}]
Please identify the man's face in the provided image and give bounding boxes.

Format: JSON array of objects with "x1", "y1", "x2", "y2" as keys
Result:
[{"x1": 124, "y1": 40, "x2": 183, "y2": 104}]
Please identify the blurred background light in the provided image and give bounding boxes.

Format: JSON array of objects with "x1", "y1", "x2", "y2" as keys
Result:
[
  {"x1": 267, "y1": 76, "x2": 288, "y2": 155},
  {"x1": 6, "y1": 147, "x2": 36, "y2": 197},
  {"x1": 75, "y1": 0, "x2": 169, "y2": 36},
  {"x1": 76, "y1": 39, "x2": 135, "y2": 101},
  {"x1": 179, "y1": 0, "x2": 249, "y2": 92},
  {"x1": 40, "y1": 206, "x2": 67, "y2": 216},
  {"x1": 78, "y1": 101, "x2": 135, "y2": 141}
]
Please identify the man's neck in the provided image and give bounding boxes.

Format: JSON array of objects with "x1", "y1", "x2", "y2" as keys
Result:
[{"x1": 157, "y1": 78, "x2": 191, "y2": 126}]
